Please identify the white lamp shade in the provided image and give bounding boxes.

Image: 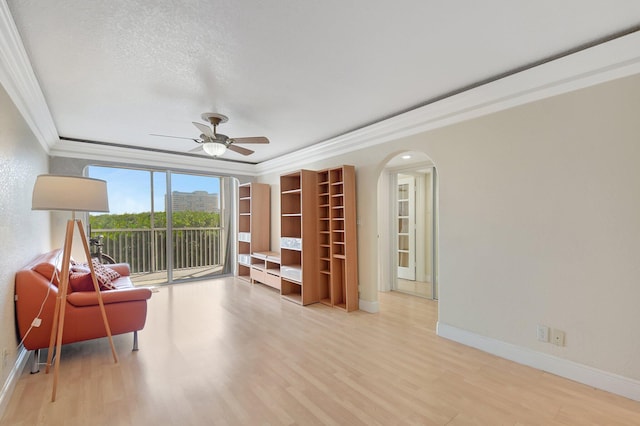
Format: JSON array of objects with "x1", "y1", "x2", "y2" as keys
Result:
[
  {"x1": 202, "y1": 141, "x2": 227, "y2": 156},
  {"x1": 32, "y1": 175, "x2": 110, "y2": 212}
]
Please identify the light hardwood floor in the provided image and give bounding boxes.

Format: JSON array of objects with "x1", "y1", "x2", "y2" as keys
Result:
[
  {"x1": 397, "y1": 278, "x2": 433, "y2": 299},
  {"x1": 2, "y1": 277, "x2": 639, "y2": 425}
]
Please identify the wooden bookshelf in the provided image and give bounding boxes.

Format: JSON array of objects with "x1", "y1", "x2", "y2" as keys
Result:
[
  {"x1": 325, "y1": 165, "x2": 359, "y2": 311},
  {"x1": 278, "y1": 166, "x2": 358, "y2": 311},
  {"x1": 317, "y1": 169, "x2": 332, "y2": 306},
  {"x1": 237, "y1": 182, "x2": 270, "y2": 282},
  {"x1": 280, "y1": 170, "x2": 318, "y2": 305}
]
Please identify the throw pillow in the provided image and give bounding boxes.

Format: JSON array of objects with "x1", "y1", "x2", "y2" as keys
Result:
[
  {"x1": 69, "y1": 271, "x2": 95, "y2": 292},
  {"x1": 70, "y1": 263, "x2": 91, "y2": 273},
  {"x1": 90, "y1": 258, "x2": 120, "y2": 290}
]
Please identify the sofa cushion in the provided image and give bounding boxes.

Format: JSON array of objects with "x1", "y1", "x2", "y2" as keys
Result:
[
  {"x1": 71, "y1": 263, "x2": 90, "y2": 273},
  {"x1": 109, "y1": 275, "x2": 136, "y2": 290},
  {"x1": 33, "y1": 262, "x2": 60, "y2": 286},
  {"x1": 66, "y1": 285, "x2": 152, "y2": 307},
  {"x1": 107, "y1": 263, "x2": 130, "y2": 276}
]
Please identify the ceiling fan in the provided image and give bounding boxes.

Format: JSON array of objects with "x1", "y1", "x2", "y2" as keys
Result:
[{"x1": 151, "y1": 112, "x2": 269, "y2": 157}]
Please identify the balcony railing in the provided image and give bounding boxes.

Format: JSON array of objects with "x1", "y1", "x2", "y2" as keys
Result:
[{"x1": 90, "y1": 227, "x2": 224, "y2": 275}]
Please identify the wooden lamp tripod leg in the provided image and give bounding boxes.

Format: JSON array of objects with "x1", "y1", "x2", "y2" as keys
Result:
[
  {"x1": 77, "y1": 220, "x2": 118, "y2": 364},
  {"x1": 45, "y1": 219, "x2": 118, "y2": 402},
  {"x1": 45, "y1": 219, "x2": 74, "y2": 402}
]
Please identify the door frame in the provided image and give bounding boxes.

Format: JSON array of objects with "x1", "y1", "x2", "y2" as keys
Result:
[{"x1": 379, "y1": 159, "x2": 438, "y2": 299}]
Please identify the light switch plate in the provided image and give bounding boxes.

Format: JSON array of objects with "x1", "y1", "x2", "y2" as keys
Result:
[{"x1": 537, "y1": 325, "x2": 549, "y2": 342}]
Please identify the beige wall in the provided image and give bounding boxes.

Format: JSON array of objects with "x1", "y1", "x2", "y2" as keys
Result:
[
  {"x1": 0, "y1": 84, "x2": 50, "y2": 386},
  {"x1": 259, "y1": 73, "x2": 640, "y2": 381}
]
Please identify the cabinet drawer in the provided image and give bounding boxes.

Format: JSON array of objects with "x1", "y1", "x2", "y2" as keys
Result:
[
  {"x1": 264, "y1": 272, "x2": 281, "y2": 290},
  {"x1": 250, "y1": 267, "x2": 266, "y2": 283}
]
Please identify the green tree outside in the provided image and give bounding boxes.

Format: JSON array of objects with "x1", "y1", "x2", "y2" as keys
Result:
[{"x1": 90, "y1": 211, "x2": 220, "y2": 229}]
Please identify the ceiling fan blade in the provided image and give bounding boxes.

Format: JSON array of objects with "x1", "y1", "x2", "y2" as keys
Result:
[
  {"x1": 227, "y1": 144, "x2": 254, "y2": 156},
  {"x1": 150, "y1": 133, "x2": 199, "y2": 142},
  {"x1": 230, "y1": 136, "x2": 269, "y2": 144},
  {"x1": 192, "y1": 122, "x2": 214, "y2": 138}
]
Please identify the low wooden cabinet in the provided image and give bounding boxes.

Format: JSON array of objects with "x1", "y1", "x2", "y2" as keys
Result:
[{"x1": 250, "y1": 251, "x2": 281, "y2": 290}]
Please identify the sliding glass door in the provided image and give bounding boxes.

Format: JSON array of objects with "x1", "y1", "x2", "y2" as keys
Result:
[
  {"x1": 168, "y1": 172, "x2": 224, "y2": 282},
  {"x1": 87, "y1": 166, "x2": 228, "y2": 286}
]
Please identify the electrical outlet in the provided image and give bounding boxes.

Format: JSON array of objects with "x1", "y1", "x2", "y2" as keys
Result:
[
  {"x1": 537, "y1": 325, "x2": 549, "y2": 342},
  {"x1": 551, "y1": 329, "x2": 565, "y2": 346}
]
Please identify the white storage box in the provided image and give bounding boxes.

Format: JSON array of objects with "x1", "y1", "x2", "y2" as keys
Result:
[
  {"x1": 238, "y1": 254, "x2": 251, "y2": 265},
  {"x1": 280, "y1": 237, "x2": 302, "y2": 250},
  {"x1": 238, "y1": 232, "x2": 251, "y2": 242},
  {"x1": 281, "y1": 265, "x2": 302, "y2": 282},
  {"x1": 252, "y1": 251, "x2": 268, "y2": 260}
]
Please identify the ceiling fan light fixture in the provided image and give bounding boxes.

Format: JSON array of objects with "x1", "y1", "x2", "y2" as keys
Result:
[
  {"x1": 152, "y1": 112, "x2": 269, "y2": 157},
  {"x1": 202, "y1": 141, "x2": 227, "y2": 156}
]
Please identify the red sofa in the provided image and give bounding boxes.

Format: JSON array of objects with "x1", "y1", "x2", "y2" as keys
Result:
[{"x1": 15, "y1": 249, "x2": 152, "y2": 372}]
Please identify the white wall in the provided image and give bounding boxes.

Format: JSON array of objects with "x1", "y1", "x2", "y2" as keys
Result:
[
  {"x1": 433, "y1": 74, "x2": 640, "y2": 381},
  {"x1": 0, "y1": 84, "x2": 50, "y2": 391},
  {"x1": 259, "y1": 73, "x2": 640, "y2": 382}
]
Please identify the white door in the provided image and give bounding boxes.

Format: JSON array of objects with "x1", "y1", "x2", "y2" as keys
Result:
[{"x1": 397, "y1": 176, "x2": 415, "y2": 280}]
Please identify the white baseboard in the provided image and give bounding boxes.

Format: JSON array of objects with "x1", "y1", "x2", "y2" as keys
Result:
[
  {"x1": 0, "y1": 346, "x2": 29, "y2": 419},
  {"x1": 437, "y1": 322, "x2": 640, "y2": 402},
  {"x1": 359, "y1": 299, "x2": 379, "y2": 313}
]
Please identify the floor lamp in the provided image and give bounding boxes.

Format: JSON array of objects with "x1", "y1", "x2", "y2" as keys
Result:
[{"x1": 32, "y1": 175, "x2": 119, "y2": 402}]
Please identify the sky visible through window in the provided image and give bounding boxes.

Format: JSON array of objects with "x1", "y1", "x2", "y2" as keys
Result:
[{"x1": 87, "y1": 166, "x2": 221, "y2": 215}]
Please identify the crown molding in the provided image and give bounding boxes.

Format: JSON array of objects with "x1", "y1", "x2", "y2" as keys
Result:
[
  {"x1": 255, "y1": 30, "x2": 640, "y2": 176},
  {"x1": 0, "y1": 0, "x2": 59, "y2": 151}
]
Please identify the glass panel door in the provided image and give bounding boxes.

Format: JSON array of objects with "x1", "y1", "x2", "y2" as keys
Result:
[
  {"x1": 169, "y1": 172, "x2": 224, "y2": 281},
  {"x1": 397, "y1": 176, "x2": 415, "y2": 280},
  {"x1": 87, "y1": 166, "x2": 169, "y2": 285},
  {"x1": 393, "y1": 170, "x2": 436, "y2": 299}
]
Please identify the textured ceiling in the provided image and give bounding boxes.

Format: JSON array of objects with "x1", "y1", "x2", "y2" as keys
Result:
[{"x1": 7, "y1": 1, "x2": 640, "y2": 164}]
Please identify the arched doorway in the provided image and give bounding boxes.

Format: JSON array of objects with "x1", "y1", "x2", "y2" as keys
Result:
[{"x1": 377, "y1": 151, "x2": 438, "y2": 299}]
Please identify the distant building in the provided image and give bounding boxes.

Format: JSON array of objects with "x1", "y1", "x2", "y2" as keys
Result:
[{"x1": 169, "y1": 191, "x2": 219, "y2": 212}]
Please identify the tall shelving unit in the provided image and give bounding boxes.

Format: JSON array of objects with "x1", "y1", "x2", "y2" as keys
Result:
[
  {"x1": 280, "y1": 170, "x2": 318, "y2": 305},
  {"x1": 317, "y1": 170, "x2": 332, "y2": 305},
  {"x1": 237, "y1": 182, "x2": 270, "y2": 282},
  {"x1": 320, "y1": 165, "x2": 359, "y2": 311}
]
